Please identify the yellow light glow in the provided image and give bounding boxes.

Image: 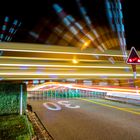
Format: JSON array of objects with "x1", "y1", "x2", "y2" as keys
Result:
[
  {"x1": 0, "y1": 72, "x2": 138, "y2": 77},
  {"x1": 84, "y1": 42, "x2": 89, "y2": 47},
  {"x1": 81, "y1": 41, "x2": 91, "y2": 50},
  {"x1": 0, "y1": 63, "x2": 130, "y2": 69},
  {"x1": 0, "y1": 48, "x2": 125, "y2": 57},
  {"x1": 0, "y1": 56, "x2": 103, "y2": 62},
  {"x1": 72, "y1": 59, "x2": 78, "y2": 64}
]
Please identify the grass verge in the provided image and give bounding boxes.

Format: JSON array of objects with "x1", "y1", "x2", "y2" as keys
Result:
[{"x1": 0, "y1": 114, "x2": 34, "y2": 140}]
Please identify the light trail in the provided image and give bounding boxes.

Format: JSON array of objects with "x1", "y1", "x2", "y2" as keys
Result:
[{"x1": 28, "y1": 82, "x2": 140, "y2": 94}]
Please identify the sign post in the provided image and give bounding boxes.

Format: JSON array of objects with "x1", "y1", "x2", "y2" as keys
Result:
[
  {"x1": 126, "y1": 47, "x2": 140, "y2": 95},
  {"x1": 20, "y1": 84, "x2": 23, "y2": 115}
]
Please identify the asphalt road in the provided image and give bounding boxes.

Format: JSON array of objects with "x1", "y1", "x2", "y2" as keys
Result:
[{"x1": 29, "y1": 98, "x2": 140, "y2": 140}]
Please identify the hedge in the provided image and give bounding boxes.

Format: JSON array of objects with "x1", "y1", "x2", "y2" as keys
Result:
[{"x1": 0, "y1": 83, "x2": 27, "y2": 115}]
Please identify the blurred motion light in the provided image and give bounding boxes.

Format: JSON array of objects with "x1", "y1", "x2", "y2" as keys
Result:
[
  {"x1": 81, "y1": 41, "x2": 91, "y2": 50},
  {"x1": 138, "y1": 59, "x2": 140, "y2": 63},
  {"x1": 84, "y1": 42, "x2": 89, "y2": 47},
  {"x1": 72, "y1": 59, "x2": 78, "y2": 64}
]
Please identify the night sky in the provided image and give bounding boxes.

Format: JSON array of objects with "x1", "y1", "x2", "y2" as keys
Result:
[
  {"x1": 122, "y1": 0, "x2": 139, "y2": 50},
  {"x1": 1, "y1": 0, "x2": 139, "y2": 50}
]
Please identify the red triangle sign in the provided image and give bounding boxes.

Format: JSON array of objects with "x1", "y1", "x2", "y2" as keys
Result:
[{"x1": 126, "y1": 47, "x2": 140, "y2": 64}]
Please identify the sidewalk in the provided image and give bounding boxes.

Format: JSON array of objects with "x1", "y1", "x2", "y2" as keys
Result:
[{"x1": 105, "y1": 96, "x2": 140, "y2": 106}]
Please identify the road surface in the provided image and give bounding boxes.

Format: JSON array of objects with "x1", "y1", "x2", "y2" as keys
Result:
[{"x1": 28, "y1": 98, "x2": 140, "y2": 140}]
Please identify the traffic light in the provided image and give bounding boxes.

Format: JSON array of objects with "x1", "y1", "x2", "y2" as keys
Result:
[{"x1": 126, "y1": 47, "x2": 140, "y2": 64}]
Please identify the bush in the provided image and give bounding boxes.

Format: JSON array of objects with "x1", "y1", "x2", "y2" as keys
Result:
[{"x1": 0, "y1": 83, "x2": 27, "y2": 115}]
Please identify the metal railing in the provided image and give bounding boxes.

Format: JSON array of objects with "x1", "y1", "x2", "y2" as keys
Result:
[{"x1": 28, "y1": 90, "x2": 107, "y2": 100}]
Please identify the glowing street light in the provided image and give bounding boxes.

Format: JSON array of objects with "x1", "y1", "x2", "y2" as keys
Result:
[{"x1": 72, "y1": 59, "x2": 78, "y2": 64}]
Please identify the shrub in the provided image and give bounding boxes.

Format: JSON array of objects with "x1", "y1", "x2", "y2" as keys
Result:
[{"x1": 0, "y1": 83, "x2": 27, "y2": 115}]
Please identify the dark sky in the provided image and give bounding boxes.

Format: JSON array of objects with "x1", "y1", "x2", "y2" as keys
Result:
[
  {"x1": 122, "y1": 0, "x2": 140, "y2": 50},
  {"x1": 1, "y1": 0, "x2": 139, "y2": 50},
  {"x1": 17, "y1": 0, "x2": 108, "y2": 28}
]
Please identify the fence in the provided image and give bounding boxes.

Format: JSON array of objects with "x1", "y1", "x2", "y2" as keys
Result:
[{"x1": 28, "y1": 89, "x2": 107, "y2": 100}]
